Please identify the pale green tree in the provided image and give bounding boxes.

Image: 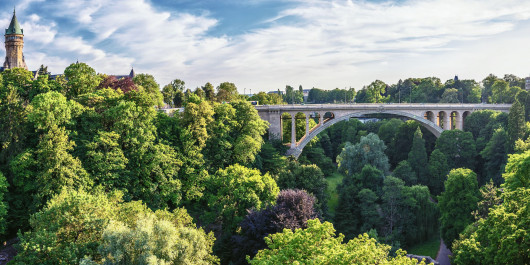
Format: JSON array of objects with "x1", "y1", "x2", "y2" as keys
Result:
[
  {"x1": 337, "y1": 133, "x2": 390, "y2": 176},
  {"x1": 249, "y1": 219, "x2": 420, "y2": 265}
]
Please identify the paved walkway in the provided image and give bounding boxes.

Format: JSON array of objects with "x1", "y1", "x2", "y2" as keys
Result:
[{"x1": 436, "y1": 239, "x2": 452, "y2": 265}]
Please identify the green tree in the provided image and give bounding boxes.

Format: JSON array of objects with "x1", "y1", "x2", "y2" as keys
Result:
[
  {"x1": 438, "y1": 168, "x2": 479, "y2": 249},
  {"x1": 427, "y1": 149, "x2": 449, "y2": 196},
  {"x1": 393, "y1": 160, "x2": 417, "y2": 186},
  {"x1": 11, "y1": 189, "x2": 217, "y2": 265},
  {"x1": 435, "y1": 130, "x2": 476, "y2": 170},
  {"x1": 358, "y1": 188, "x2": 381, "y2": 233},
  {"x1": 501, "y1": 150, "x2": 530, "y2": 192},
  {"x1": 204, "y1": 164, "x2": 279, "y2": 233},
  {"x1": 439, "y1": 88, "x2": 460, "y2": 103},
  {"x1": 507, "y1": 100, "x2": 526, "y2": 146},
  {"x1": 480, "y1": 128, "x2": 509, "y2": 185},
  {"x1": 364, "y1": 80, "x2": 388, "y2": 103},
  {"x1": 204, "y1": 100, "x2": 269, "y2": 170},
  {"x1": 216, "y1": 82, "x2": 238, "y2": 102},
  {"x1": 337, "y1": 133, "x2": 390, "y2": 176},
  {"x1": 407, "y1": 127, "x2": 428, "y2": 185},
  {"x1": 133, "y1": 73, "x2": 163, "y2": 107},
  {"x1": 0, "y1": 171, "x2": 8, "y2": 235},
  {"x1": 277, "y1": 161, "x2": 328, "y2": 215},
  {"x1": 249, "y1": 219, "x2": 418, "y2": 265},
  {"x1": 162, "y1": 79, "x2": 186, "y2": 107},
  {"x1": 389, "y1": 120, "x2": 420, "y2": 167},
  {"x1": 63, "y1": 62, "x2": 102, "y2": 98},
  {"x1": 201, "y1": 82, "x2": 216, "y2": 101}
]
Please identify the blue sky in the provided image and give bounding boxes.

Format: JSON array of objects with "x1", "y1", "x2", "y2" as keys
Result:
[{"x1": 1, "y1": 0, "x2": 530, "y2": 92}]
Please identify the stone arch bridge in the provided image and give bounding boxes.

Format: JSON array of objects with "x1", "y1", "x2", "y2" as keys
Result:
[{"x1": 255, "y1": 104, "x2": 511, "y2": 158}]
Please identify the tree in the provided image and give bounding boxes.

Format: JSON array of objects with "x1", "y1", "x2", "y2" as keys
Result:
[
  {"x1": 471, "y1": 180, "x2": 502, "y2": 221},
  {"x1": 357, "y1": 188, "x2": 381, "y2": 233},
  {"x1": 83, "y1": 215, "x2": 218, "y2": 265},
  {"x1": 480, "y1": 128, "x2": 509, "y2": 185},
  {"x1": 335, "y1": 165, "x2": 383, "y2": 240},
  {"x1": 249, "y1": 219, "x2": 418, "y2": 265},
  {"x1": 200, "y1": 82, "x2": 216, "y2": 101},
  {"x1": 162, "y1": 79, "x2": 186, "y2": 107},
  {"x1": 277, "y1": 161, "x2": 328, "y2": 215},
  {"x1": 204, "y1": 164, "x2": 279, "y2": 233},
  {"x1": 491, "y1": 80, "x2": 521, "y2": 103},
  {"x1": 133, "y1": 73, "x2": 163, "y2": 107},
  {"x1": 231, "y1": 189, "x2": 319, "y2": 264},
  {"x1": 435, "y1": 130, "x2": 476, "y2": 170},
  {"x1": 407, "y1": 127, "x2": 428, "y2": 185},
  {"x1": 364, "y1": 80, "x2": 388, "y2": 103},
  {"x1": 389, "y1": 121, "x2": 420, "y2": 167},
  {"x1": 438, "y1": 168, "x2": 479, "y2": 250},
  {"x1": 204, "y1": 100, "x2": 269, "y2": 170},
  {"x1": 381, "y1": 176, "x2": 408, "y2": 244},
  {"x1": 439, "y1": 88, "x2": 460, "y2": 103},
  {"x1": 393, "y1": 160, "x2": 417, "y2": 186},
  {"x1": 507, "y1": 100, "x2": 526, "y2": 146},
  {"x1": 0, "y1": 171, "x2": 8, "y2": 235},
  {"x1": 216, "y1": 82, "x2": 238, "y2": 102},
  {"x1": 63, "y1": 62, "x2": 102, "y2": 98},
  {"x1": 337, "y1": 133, "x2": 390, "y2": 176},
  {"x1": 11, "y1": 189, "x2": 218, "y2": 265},
  {"x1": 501, "y1": 150, "x2": 530, "y2": 192},
  {"x1": 84, "y1": 131, "x2": 128, "y2": 191},
  {"x1": 427, "y1": 149, "x2": 449, "y2": 196}
]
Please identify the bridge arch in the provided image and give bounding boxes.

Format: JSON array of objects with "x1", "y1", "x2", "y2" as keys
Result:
[{"x1": 286, "y1": 110, "x2": 443, "y2": 158}]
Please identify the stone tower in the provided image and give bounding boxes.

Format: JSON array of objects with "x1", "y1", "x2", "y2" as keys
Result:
[{"x1": 3, "y1": 9, "x2": 27, "y2": 70}]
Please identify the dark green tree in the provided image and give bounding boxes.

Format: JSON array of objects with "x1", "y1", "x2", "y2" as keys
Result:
[
  {"x1": 435, "y1": 130, "x2": 476, "y2": 170},
  {"x1": 507, "y1": 100, "x2": 526, "y2": 146},
  {"x1": 427, "y1": 149, "x2": 449, "y2": 195},
  {"x1": 393, "y1": 160, "x2": 417, "y2": 186},
  {"x1": 407, "y1": 127, "x2": 428, "y2": 185}
]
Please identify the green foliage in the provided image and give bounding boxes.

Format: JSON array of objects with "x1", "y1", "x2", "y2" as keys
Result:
[
  {"x1": 337, "y1": 133, "x2": 389, "y2": 176},
  {"x1": 393, "y1": 161, "x2": 417, "y2": 186},
  {"x1": 63, "y1": 62, "x2": 102, "y2": 98},
  {"x1": 480, "y1": 128, "x2": 509, "y2": 185},
  {"x1": 28, "y1": 91, "x2": 83, "y2": 130},
  {"x1": 11, "y1": 189, "x2": 217, "y2": 265},
  {"x1": 133, "y1": 73, "x2": 163, "y2": 107},
  {"x1": 277, "y1": 161, "x2": 328, "y2": 215},
  {"x1": 0, "y1": 171, "x2": 8, "y2": 235},
  {"x1": 249, "y1": 219, "x2": 419, "y2": 265},
  {"x1": 389, "y1": 121, "x2": 420, "y2": 167},
  {"x1": 216, "y1": 82, "x2": 239, "y2": 102},
  {"x1": 508, "y1": 100, "x2": 526, "y2": 145},
  {"x1": 427, "y1": 149, "x2": 449, "y2": 196},
  {"x1": 501, "y1": 150, "x2": 530, "y2": 192},
  {"x1": 438, "y1": 168, "x2": 479, "y2": 250},
  {"x1": 408, "y1": 127, "x2": 428, "y2": 185},
  {"x1": 205, "y1": 164, "x2": 279, "y2": 233},
  {"x1": 490, "y1": 80, "x2": 521, "y2": 104},
  {"x1": 204, "y1": 100, "x2": 269, "y2": 170},
  {"x1": 162, "y1": 79, "x2": 186, "y2": 107},
  {"x1": 439, "y1": 88, "x2": 460, "y2": 103},
  {"x1": 435, "y1": 130, "x2": 476, "y2": 170},
  {"x1": 452, "y1": 182, "x2": 529, "y2": 264}
]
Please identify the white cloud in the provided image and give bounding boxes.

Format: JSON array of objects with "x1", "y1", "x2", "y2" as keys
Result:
[{"x1": 4, "y1": 0, "x2": 530, "y2": 91}]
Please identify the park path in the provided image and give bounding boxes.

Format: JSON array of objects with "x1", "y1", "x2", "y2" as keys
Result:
[{"x1": 436, "y1": 239, "x2": 452, "y2": 265}]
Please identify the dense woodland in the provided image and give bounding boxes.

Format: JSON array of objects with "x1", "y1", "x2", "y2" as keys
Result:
[{"x1": 0, "y1": 63, "x2": 528, "y2": 264}]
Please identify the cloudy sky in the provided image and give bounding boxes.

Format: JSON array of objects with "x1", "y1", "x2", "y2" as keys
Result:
[{"x1": 1, "y1": 0, "x2": 529, "y2": 92}]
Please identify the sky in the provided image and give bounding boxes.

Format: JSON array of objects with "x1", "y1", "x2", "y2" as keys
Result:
[{"x1": 1, "y1": 0, "x2": 530, "y2": 93}]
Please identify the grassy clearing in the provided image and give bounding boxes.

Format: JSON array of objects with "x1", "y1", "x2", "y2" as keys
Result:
[
  {"x1": 325, "y1": 172, "x2": 344, "y2": 218},
  {"x1": 406, "y1": 236, "x2": 440, "y2": 259}
]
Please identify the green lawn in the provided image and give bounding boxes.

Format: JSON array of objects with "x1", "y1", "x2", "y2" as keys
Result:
[
  {"x1": 325, "y1": 172, "x2": 344, "y2": 218},
  {"x1": 406, "y1": 236, "x2": 440, "y2": 259}
]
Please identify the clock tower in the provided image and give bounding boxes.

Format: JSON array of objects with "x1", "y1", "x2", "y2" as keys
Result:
[{"x1": 3, "y1": 8, "x2": 27, "y2": 70}]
